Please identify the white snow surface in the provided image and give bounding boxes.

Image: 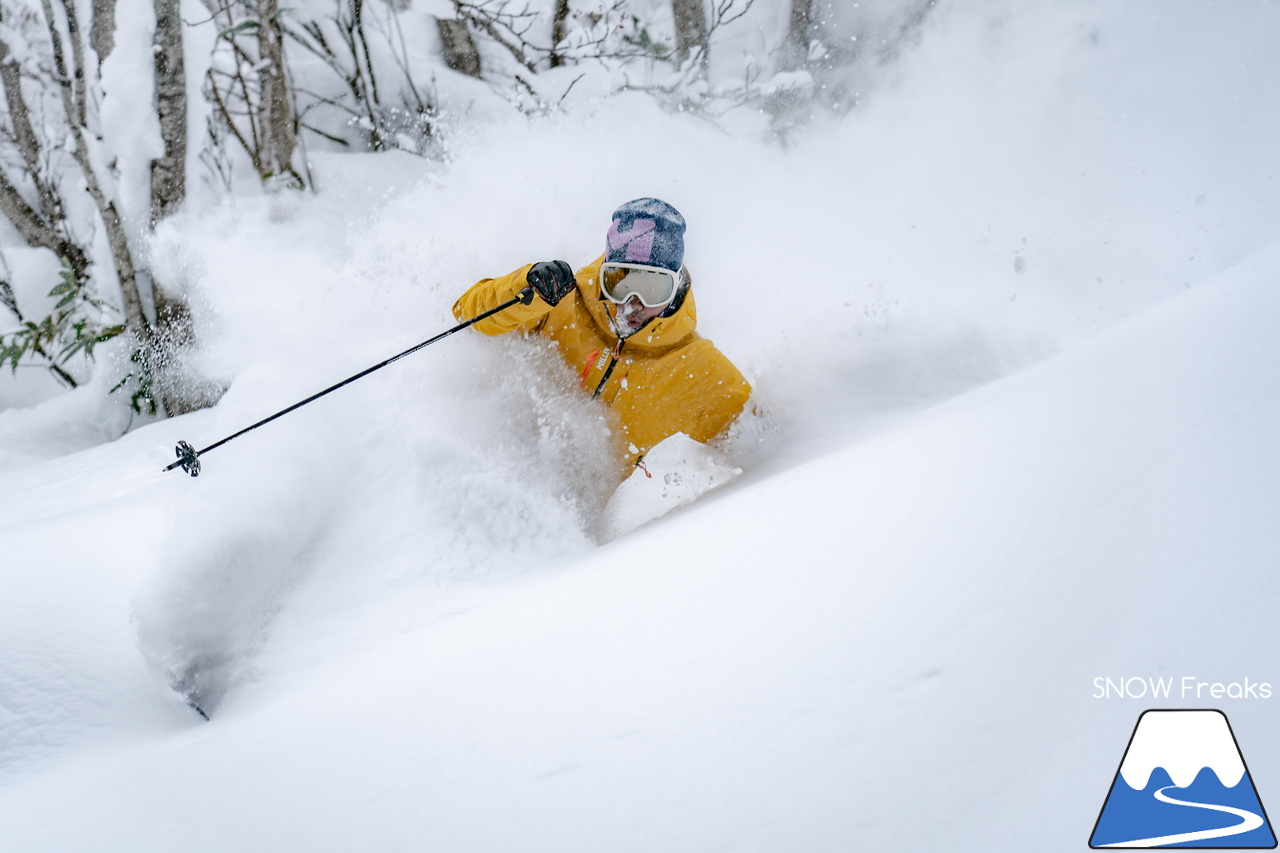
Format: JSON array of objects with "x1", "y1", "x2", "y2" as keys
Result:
[
  {"x1": 3, "y1": 3, "x2": 1280, "y2": 851},
  {"x1": 1119, "y1": 711, "x2": 1246, "y2": 790}
]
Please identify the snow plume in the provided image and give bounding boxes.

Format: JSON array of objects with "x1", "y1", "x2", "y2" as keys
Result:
[
  {"x1": 131, "y1": 190, "x2": 615, "y2": 703},
  {"x1": 132, "y1": 423, "x2": 350, "y2": 715},
  {"x1": 130, "y1": 318, "x2": 614, "y2": 717},
  {"x1": 365, "y1": 330, "x2": 617, "y2": 570},
  {"x1": 707, "y1": 0, "x2": 1280, "y2": 463},
  {"x1": 9, "y1": 0, "x2": 1275, "y2": 722}
]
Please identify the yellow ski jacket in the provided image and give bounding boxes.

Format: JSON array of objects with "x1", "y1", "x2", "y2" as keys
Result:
[{"x1": 453, "y1": 255, "x2": 752, "y2": 474}]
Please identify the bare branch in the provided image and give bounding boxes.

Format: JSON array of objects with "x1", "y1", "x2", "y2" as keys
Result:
[
  {"x1": 352, "y1": 0, "x2": 379, "y2": 106},
  {"x1": 299, "y1": 120, "x2": 350, "y2": 146},
  {"x1": 452, "y1": 1, "x2": 541, "y2": 74},
  {"x1": 39, "y1": 0, "x2": 75, "y2": 118},
  {"x1": 206, "y1": 66, "x2": 263, "y2": 174},
  {"x1": 57, "y1": 0, "x2": 87, "y2": 126}
]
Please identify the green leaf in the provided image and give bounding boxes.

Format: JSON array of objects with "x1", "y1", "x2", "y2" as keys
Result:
[
  {"x1": 218, "y1": 19, "x2": 261, "y2": 38},
  {"x1": 82, "y1": 326, "x2": 123, "y2": 360},
  {"x1": 58, "y1": 339, "x2": 86, "y2": 361},
  {"x1": 2, "y1": 338, "x2": 30, "y2": 372}
]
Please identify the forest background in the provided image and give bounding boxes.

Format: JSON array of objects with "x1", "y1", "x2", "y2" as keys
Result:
[{"x1": 0, "y1": 0, "x2": 905, "y2": 421}]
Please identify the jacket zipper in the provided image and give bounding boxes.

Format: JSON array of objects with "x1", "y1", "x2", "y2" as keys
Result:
[{"x1": 591, "y1": 339, "x2": 625, "y2": 400}]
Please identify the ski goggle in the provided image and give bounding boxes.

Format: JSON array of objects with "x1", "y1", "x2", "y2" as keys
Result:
[{"x1": 599, "y1": 262, "x2": 680, "y2": 308}]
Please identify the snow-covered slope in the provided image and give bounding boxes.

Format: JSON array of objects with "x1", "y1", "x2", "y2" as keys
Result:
[{"x1": 2, "y1": 239, "x2": 1278, "y2": 851}]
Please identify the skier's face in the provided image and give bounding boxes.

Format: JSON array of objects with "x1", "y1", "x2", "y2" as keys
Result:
[{"x1": 611, "y1": 294, "x2": 666, "y2": 336}]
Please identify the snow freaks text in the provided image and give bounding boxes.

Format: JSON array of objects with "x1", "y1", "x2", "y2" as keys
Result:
[{"x1": 1093, "y1": 677, "x2": 1273, "y2": 701}]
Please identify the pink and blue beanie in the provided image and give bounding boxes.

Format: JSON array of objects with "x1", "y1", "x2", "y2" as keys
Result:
[{"x1": 605, "y1": 198, "x2": 686, "y2": 272}]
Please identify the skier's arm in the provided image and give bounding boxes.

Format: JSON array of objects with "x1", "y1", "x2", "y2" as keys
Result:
[{"x1": 453, "y1": 261, "x2": 574, "y2": 335}]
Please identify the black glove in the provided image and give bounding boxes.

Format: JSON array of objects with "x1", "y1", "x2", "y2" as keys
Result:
[{"x1": 526, "y1": 260, "x2": 575, "y2": 306}]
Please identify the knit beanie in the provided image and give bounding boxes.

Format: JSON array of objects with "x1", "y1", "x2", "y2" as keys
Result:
[{"x1": 605, "y1": 198, "x2": 686, "y2": 272}]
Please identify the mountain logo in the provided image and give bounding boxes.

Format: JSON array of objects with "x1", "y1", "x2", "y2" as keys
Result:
[{"x1": 1090, "y1": 709, "x2": 1277, "y2": 848}]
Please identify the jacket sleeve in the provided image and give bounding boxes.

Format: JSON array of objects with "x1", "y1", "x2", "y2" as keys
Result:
[
  {"x1": 452, "y1": 263, "x2": 553, "y2": 335},
  {"x1": 662, "y1": 340, "x2": 753, "y2": 446}
]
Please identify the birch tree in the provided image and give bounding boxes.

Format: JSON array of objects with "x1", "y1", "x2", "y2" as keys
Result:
[
  {"x1": 256, "y1": 0, "x2": 300, "y2": 184},
  {"x1": 0, "y1": 2, "x2": 135, "y2": 391},
  {"x1": 0, "y1": 0, "x2": 205, "y2": 412},
  {"x1": 151, "y1": 0, "x2": 185, "y2": 224}
]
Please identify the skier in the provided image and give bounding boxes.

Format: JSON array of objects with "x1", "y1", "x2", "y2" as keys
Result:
[{"x1": 453, "y1": 197, "x2": 752, "y2": 479}]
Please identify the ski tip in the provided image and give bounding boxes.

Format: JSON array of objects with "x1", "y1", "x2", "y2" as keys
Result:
[{"x1": 186, "y1": 699, "x2": 210, "y2": 721}]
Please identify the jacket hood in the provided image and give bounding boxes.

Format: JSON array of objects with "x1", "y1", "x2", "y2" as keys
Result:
[{"x1": 579, "y1": 255, "x2": 698, "y2": 353}]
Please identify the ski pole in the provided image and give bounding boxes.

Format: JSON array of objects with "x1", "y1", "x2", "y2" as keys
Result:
[{"x1": 165, "y1": 286, "x2": 536, "y2": 476}]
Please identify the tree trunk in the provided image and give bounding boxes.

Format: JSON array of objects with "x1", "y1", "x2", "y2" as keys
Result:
[
  {"x1": 0, "y1": 49, "x2": 40, "y2": 175},
  {"x1": 149, "y1": 0, "x2": 199, "y2": 413},
  {"x1": 0, "y1": 168, "x2": 89, "y2": 283},
  {"x1": 41, "y1": 0, "x2": 150, "y2": 345},
  {"x1": 90, "y1": 0, "x2": 116, "y2": 62},
  {"x1": 256, "y1": 0, "x2": 301, "y2": 185},
  {"x1": 437, "y1": 18, "x2": 481, "y2": 78},
  {"x1": 780, "y1": 0, "x2": 812, "y2": 71},
  {"x1": 550, "y1": 0, "x2": 570, "y2": 68},
  {"x1": 151, "y1": 0, "x2": 186, "y2": 224},
  {"x1": 671, "y1": 0, "x2": 708, "y2": 72},
  {"x1": 0, "y1": 35, "x2": 61, "y2": 223}
]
